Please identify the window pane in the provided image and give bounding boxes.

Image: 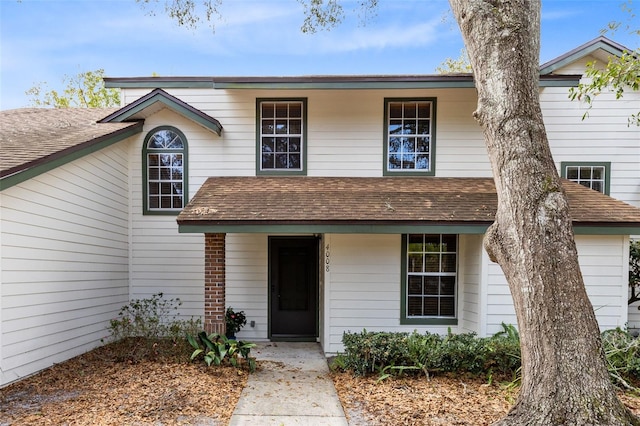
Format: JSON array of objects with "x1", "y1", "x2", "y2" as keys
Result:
[
  {"x1": 440, "y1": 277, "x2": 456, "y2": 295},
  {"x1": 262, "y1": 121, "x2": 275, "y2": 134},
  {"x1": 425, "y1": 254, "x2": 440, "y2": 272},
  {"x1": 408, "y1": 234, "x2": 423, "y2": 252},
  {"x1": 401, "y1": 154, "x2": 415, "y2": 169},
  {"x1": 566, "y1": 166, "x2": 579, "y2": 180},
  {"x1": 262, "y1": 103, "x2": 275, "y2": 118},
  {"x1": 408, "y1": 254, "x2": 423, "y2": 272},
  {"x1": 262, "y1": 138, "x2": 275, "y2": 153},
  {"x1": 417, "y1": 138, "x2": 429, "y2": 152},
  {"x1": 441, "y1": 235, "x2": 457, "y2": 252},
  {"x1": 389, "y1": 120, "x2": 402, "y2": 135},
  {"x1": 289, "y1": 137, "x2": 301, "y2": 153},
  {"x1": 442, "y1": 254, "x2": 457, "y2": 272},
  {"x1": 417, "y1": 102, "x2": 430, "y2": 117},
  {"x1": 275, "y1": 120, "x2": 288, "y2": 134},
  {"x1": 440, "y1": 298, "x2": 455, "y2": 316},
  {"x1": 389, "y1": 154, "x2": 401, "y2": 169},
  {"x1": 592, "y1": 181, "x2": 603, "y2": 193},
  {"x1": 416, "y1": 155, "x2": 429, "y2": 169},
  {"x1": 276, "y1": 138, "x2": 288, "y2": 152},
  {"x1": 389, "y1": 103, "x2": 402, "y2": 118},
  {"x1": 289, "y1": 103, "x2": 302, "y2": 117},
  {"x1": 289, "y1": 119, "x2": 302, "y2": 134},
  {"x1": 276, "y1": 154, "x2": 288, "y2": 168},
  {"x1": 408, "y1": 297, "x2": 422, "y2": 316},
  {"x1": 580, "y1": 167, "x2": 592, "y2": 179},
  {"x1": 262, "y1": 153, "x2": 274, "y2": 169},
  {"x1": 403, "y1": 122, "x2": 416, "y2": 134},
  {"x1": 149, "y1": 182, "x2": 159, "y2": 195},
  {"x1": 389, "y1": 138, "x2": 401, "y2": 153},
  {"x1": 275, "y1": 103, "x2": 288, "y2": 118},
  {"x1": 404, "y1": 103, "x2": 417, "y2": 118},
  {"x1": 423, "y1": 298, "x2": 438, "y2": 316},
  {"x1": 592, "y1": 167, "x2": 604, "y2": 180},
  {"x1": 402, "y1": 138, "x2": 415, "y2": 152},
  {"x1": 408, "y1": 276, "x2": 422, "y2": 294},
  {"x1": 424, "y1": 235, "x2": 440, "y2": 251},
  {"x1": 289, "y1": 154, "x2": 301, "y2": 168},
  {"x1": 425, "y1": 277, "x2": 439, "y2": 295}
]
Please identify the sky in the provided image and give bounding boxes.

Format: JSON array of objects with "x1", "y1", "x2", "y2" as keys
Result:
[{"x1": 1, "y1": 0, "x2": 638, "y2": 110}]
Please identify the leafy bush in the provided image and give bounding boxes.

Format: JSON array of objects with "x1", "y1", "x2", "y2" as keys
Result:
[
  {"x1": 338, "y1": 326, "x2": 521, "y2": 379},
  {"x1": 602, "y1": 328, "x2": 640, "y2": 390},
  {"x1": 188, "y1": 331, "x2": 257, "y2": 372},
  {"x1": 338, "y1": 325, "x2": 640, "y2": 392},
  {"x1": 104, "y1": 293, "x2": 202, "y2": 362},
  {"x1": 107, "y1": 293, "x2": 201, "y2": 340}
]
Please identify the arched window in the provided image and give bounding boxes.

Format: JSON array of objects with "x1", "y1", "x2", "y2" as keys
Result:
[{"x1": 142, "y1": 126, "x2": 188, "y2": 214}]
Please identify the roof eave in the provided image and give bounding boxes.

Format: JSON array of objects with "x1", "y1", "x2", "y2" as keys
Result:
[
  {"x1": 100, "y1": 88, "x2": 223, "y2": 136},
  {"x1": 1, "y1": 121, "x2": 144, "y2": 190}
]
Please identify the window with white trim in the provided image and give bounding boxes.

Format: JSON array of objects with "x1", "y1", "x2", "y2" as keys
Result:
[
  {"x1": 384, "y1": 98, "x2": 436, "y2": 175},
  {"x1": 402, "y1": 234, "x2": 457, "y2": 324},
  {"x1": 142, "y1": 126, "x2": 188, "y2": 214},
  {"x1": 561, "y1": 162, "x2": 610, "y2": 195},
  {"x1": 258, "y1": 99, "x2": 306, "y2": 174}
]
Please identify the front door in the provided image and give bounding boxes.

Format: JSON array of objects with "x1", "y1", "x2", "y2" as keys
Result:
[{"x1": 269, "y1": 237, "x2": 319, "y2": 340}]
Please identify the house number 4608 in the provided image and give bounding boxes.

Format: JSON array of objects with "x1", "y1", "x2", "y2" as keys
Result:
[{"x1": 325, "y1": 244, "x2": 330, "y2": 272}]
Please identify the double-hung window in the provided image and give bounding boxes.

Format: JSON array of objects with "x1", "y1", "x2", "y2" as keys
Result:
[
  {"x1": 560, "y1": 162, "x2": 610, "y2": 195},
  {"x1": 257, "y1": 99, "x2": 307, "y2": 175},
  {"x1": 142, "y1": 126, "x2": 188, "y2": 214},
  {"x1": 384, "y1": 98, "x2": 436, "y2": 176},
  {"x1": 401, "y1": 234, "x2": 457, "y2": 325}
]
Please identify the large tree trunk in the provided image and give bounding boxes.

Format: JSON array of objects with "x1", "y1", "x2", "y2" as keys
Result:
[{"x1": 447, "y1": 1, "x2": 639, "y2": 424}]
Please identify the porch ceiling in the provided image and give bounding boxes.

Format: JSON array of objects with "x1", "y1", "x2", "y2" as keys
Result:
[{"x1": 177, "y1": 177, "x2": 640, "y2": 234}]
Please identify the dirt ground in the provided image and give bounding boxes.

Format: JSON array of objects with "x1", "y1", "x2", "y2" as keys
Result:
[{"x1": 2, "y1": 341, "x2": 640, "y2": 425}]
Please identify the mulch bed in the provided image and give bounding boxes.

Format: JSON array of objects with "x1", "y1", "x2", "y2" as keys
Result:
[
  {"x1": 2, "y1": 340, "x2": 640, "y2": 425},
  {"x1": 0, "y1": 340, "x2": 247, "y2": 425}
]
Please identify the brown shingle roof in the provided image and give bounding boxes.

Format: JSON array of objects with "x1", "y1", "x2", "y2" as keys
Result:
[
  {"x1": 177, "y1": 176, "x2": 640, "y2": 228},
  {"x1": 0, "y1": 108, "x2": 141, "y2": 178}
]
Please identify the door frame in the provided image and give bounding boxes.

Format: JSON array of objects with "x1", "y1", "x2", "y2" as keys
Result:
[{"x1": 268, "y1": 236, "x2": 320, "y2": 341}]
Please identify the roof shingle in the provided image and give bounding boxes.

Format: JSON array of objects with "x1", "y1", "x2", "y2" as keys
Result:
[
  {"x1": 177, "y1": 176, "x2": 640, "y2": 228},
  {"x1": 0, "y1": 108, "x2": 140, "y2": 178}
]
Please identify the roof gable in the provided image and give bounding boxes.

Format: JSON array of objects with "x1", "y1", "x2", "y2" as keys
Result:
[
  {"x1": 99, "y1": 88, "x2": 222, "y2": 136},
  {"x1": 540, "y1": 36, "x2": 630, "y2": 75}
]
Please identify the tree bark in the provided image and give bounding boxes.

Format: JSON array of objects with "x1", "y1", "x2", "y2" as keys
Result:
[{"x1": 447, "y1": 1, "x2": 639, "y2": 424}]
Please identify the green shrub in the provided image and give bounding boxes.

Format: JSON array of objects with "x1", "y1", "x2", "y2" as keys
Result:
[
  {"x1": 104, "y1": 293, "x2": 202, "y2": 362},
  {"x1": 339, "y1": 327, "x2": 521, "y2": 379},
  {"x1": 188, "y1": 331, "x2": 257, "y2": 372},
  {"x1": 107, "y1": 293, "x2": 201, "y2": 340},
  {"x1": 602, "y1": 328, "x2": 640, "y2": 390}
]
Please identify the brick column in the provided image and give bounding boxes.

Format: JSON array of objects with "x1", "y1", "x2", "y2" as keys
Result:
[{"x1": 204, "y1": 233, "x2": 226, "y2": 335}]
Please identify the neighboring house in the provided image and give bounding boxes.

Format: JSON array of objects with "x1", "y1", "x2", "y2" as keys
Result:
[{"x1": 1, "y1": 36, "x2": 639, "y2": 386}]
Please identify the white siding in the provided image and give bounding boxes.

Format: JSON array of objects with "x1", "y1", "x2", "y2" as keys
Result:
[
  {"x1": 123, "y1": 87, "x2": 491, "y2": 179},
  {"x1": 225, "y1": 233, "x2": 268, "y2": 341},
  {"x1": 484, "y1": 235, "x2": 630, "y2": 336},
  {"x1": 1, "y1": 143, "x2": 130, "y2": 386},
  {"x1": 459, "y1": 234, "x2": 483, "y2": 333}
]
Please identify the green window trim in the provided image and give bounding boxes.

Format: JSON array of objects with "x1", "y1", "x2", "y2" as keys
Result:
[
  {"x1": 560, "y1": 161, "x2": 611, "y2": 195},
  {"x1": 256, "y1": 98, "x2": 308, "y2": 176},
  {"x1": 142, "y1": 126, "x2": 189, "y2": 215},
  {"x1": 383, "y1": 98, "x2": 437, "y2": 176},
  {"x1": 400, "y1": 234, "x2": 458, "y2": 326}
]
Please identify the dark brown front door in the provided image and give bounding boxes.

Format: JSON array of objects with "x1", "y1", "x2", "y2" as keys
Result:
[{"x1": 269, "y1": 237, "x2": 319, "y2": 340}]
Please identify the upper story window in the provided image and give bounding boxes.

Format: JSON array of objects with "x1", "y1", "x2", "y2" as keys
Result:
[
  {"x1": 384, "y1": 98, "x2": 436, "y2": 176},
  {"x1": 142, "y1": 126, "x2": 188, "y2": 215},
  {"x1": 401, "y1": 234, "x2": 457, "y2": 325},
  {"x1": 257, "y1": 99, "x2": 307, "y2": 175},
  {"x1": 561, "y1": 162, "x2": 610, "y2": 195}
]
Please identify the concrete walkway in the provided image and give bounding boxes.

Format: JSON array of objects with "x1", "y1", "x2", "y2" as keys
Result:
[{"x1": 229, "y1": 342, "x2": 348, "y2": 426}]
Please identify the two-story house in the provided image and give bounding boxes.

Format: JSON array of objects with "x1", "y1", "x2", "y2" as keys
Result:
[{"x1": 1, "y1": 36, "x2": 639, "y2": 386}]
